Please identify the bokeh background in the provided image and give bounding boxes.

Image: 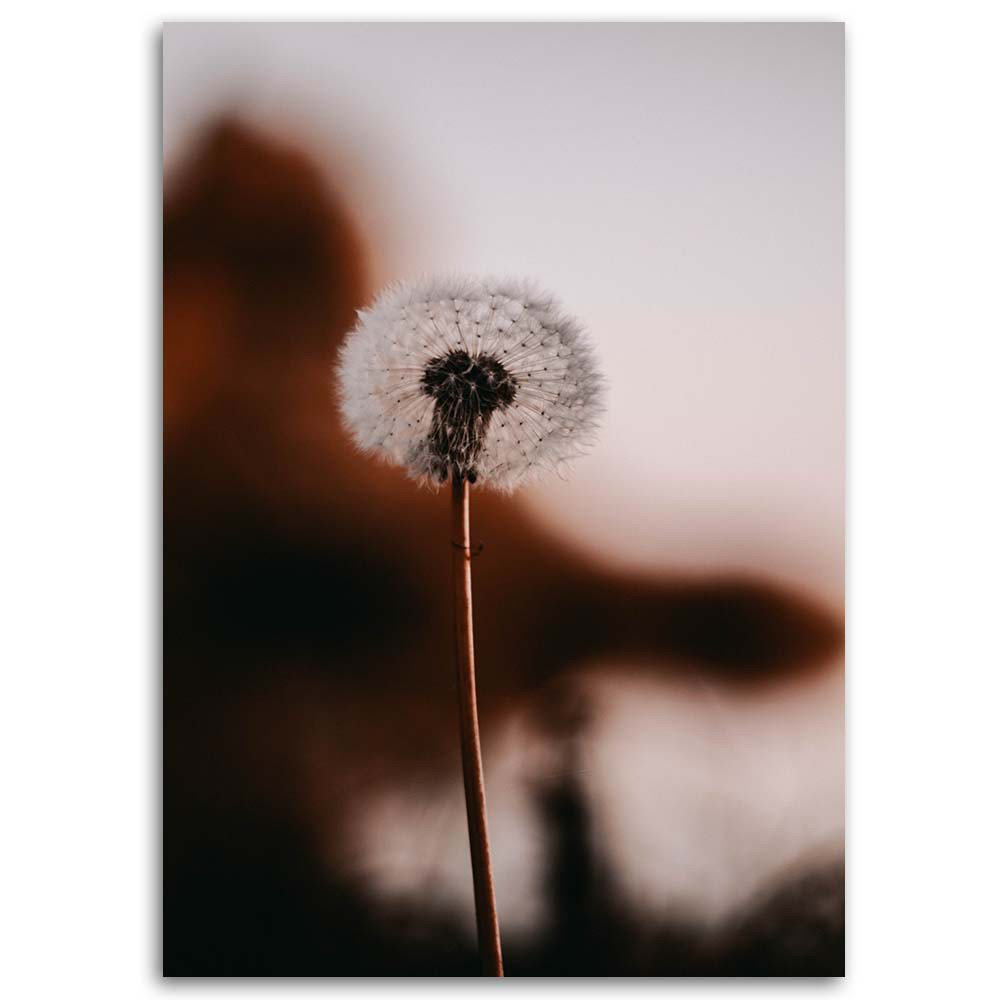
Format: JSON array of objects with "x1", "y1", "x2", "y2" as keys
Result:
[{"x1": 163, "y1": 22, "x2": 844, "y2": 976}]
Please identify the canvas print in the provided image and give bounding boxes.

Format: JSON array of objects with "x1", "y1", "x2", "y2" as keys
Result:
[{"x1": 163, "y1": 21, "x2": 844, "y2": 977}]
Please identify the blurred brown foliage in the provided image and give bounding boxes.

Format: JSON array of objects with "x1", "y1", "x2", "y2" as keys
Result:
[{"x1": 163, "y1": 119, "x2": 844, "y2": 976}]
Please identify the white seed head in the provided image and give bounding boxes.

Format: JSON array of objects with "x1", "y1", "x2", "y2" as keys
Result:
[{"x1": 335, "y1": 276, "x2": 605, "y2": 492}]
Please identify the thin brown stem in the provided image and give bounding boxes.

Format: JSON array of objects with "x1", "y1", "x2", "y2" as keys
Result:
[{"x1": 450, "y1": 473, "x2": 504, "y2": 977}]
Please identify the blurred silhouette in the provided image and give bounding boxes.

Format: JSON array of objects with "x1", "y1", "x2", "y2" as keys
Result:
[{"x1": 163, "y1": 119, "x2": 844, "y2": 976}]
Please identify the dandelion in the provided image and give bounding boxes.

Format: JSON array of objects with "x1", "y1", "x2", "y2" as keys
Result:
[
  {"x1": 335, "y1": 275, "x2": 604, "y2": 975},
  {"x1": 337, "y1": 275, "x2": 603, "y2": 491}
]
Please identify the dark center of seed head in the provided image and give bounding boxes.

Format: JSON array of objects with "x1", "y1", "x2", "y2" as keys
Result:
[{"x1": 421, "y1": 350, "x2": 517, "y2": 482}]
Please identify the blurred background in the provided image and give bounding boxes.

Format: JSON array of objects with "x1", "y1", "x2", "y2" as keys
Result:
[{"x1": 163, "y1": 22, "x2": 844, "y2": 976}]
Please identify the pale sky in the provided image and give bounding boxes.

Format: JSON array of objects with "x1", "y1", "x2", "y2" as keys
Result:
[{"x1": 164, "y1": 22, "x2": 844, "y2": 609}]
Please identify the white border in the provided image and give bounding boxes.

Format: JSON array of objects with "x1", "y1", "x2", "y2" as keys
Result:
[{"x1": 2, "y1": 4, "x2": 999, "y2": 997}]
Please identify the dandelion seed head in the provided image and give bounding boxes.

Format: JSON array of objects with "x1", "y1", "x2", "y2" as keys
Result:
[{"x1": 336, "y1": 275, "x2": 605, "y2": 491}]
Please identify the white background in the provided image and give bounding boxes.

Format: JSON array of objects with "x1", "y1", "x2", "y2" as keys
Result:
[{"x1": 1, "y1": 2, "x2": 999, "y2": 998}]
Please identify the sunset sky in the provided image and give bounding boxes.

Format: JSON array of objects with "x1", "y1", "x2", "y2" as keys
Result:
[{"x1": 164, "y1": 21, "x2": 844, "y2": 609}]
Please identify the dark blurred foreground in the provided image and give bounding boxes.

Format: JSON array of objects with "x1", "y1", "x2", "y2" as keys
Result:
[{"x1": 163, "y1": 120, "x2": 844, "y2": 976}]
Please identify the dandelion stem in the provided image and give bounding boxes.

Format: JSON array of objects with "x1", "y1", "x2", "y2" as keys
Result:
[{"x1": 450, "y1": 473, "x2": 504, "y2": 977}]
